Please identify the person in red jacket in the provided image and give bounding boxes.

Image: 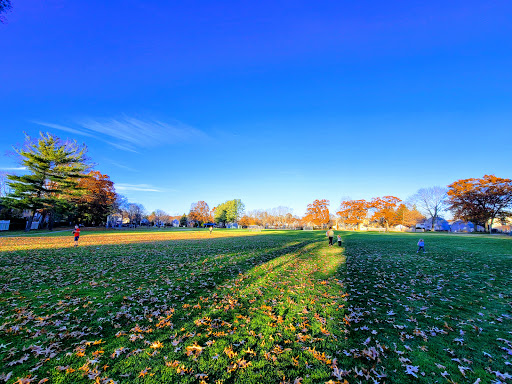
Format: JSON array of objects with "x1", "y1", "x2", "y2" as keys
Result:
[{"x1": 72, "y1": 225, "x2": 80, "y2": 247}]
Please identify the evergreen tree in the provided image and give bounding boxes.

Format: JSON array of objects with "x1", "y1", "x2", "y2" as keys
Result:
[{"x1": 4, "y1": 133, "x2": 89, "y2": 230}]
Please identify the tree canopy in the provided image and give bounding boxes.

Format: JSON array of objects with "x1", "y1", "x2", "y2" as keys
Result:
[
  {"x1": 304, "y1": 199, "x2": 330, "y2": 227},
  {"x1": 4, "y1": 133, "x2": 89, "y2": 229},
  {"x1": 410, "y1": 186, "x2": 448, "y2": 231},
  {"x1": 337, "y1": 199, "x2": 369, "y2": 229},
  {"x1": 189, "y1": 201, "x2": 211, "y2": 225},
  {"x1": 214, "y1": 199, "x2": 245, "y2": 225},
  {"x1": 448, "y1": 175, "x2": 512, "y2": 231},
  {"x1": 370, "y1": 196, "x2": 402, "y2": 230},
  {"x1": 73, "y1": 171, "x2": 116, "y2": 225}
]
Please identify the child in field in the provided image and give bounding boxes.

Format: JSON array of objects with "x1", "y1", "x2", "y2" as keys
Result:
[
  {"x1": 209, "y1": 226, "x2": 213, "y2": 235},
  {"x1": 72, "y1": 225, "x2": 80, "y2": 247},
  {"x1": 417, "y1": 238, "x2": 425, "y2": 253},
  {"x1": 337, "y1": 234, "x2": 342, "y2": 246},
  {"x1": 326, "y1": 227, "x2": 334, "y2": 246}
]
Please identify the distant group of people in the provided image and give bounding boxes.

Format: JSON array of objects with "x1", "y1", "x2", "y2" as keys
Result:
[{"x1": 326, "y1": 226, "x2": 427, "y2": 253}]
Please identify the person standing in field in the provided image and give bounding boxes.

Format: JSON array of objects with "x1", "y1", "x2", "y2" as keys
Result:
[
  {"x1": 209, "y1": 226, "x2": 213, "y2": 235},
  {"x1": 326, "y1": 227, "x2": 334, "y2": 246},
  {"x1": 337, "y1": 234, "x2": 342, "y2": 246},
  {"x1": 72, "y1": 225, "x2": 80, "y2": 247},
  {"x1": 417, "y1": 238, "x2": 425, "y2": 253}
]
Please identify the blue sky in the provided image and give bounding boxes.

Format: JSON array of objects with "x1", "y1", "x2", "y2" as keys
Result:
[{"x1": 1, "y1": 1, "x2": 511, "y2": 216}]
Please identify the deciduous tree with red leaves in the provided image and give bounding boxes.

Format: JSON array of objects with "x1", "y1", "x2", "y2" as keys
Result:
[
  {"x1": 448, "y1": 175, "x2": 512, "y2": 232},
  {"x1": 370, "y1": 196, "x2": 402, "y2": 231},
  {"x1": 189, "y1": 201, "x2": 212, "y2": 225},
  {"x1": 304, "y1": 199, "x2": 330, "y2": 228},
  {"x1": 73, "y1": 171, "x2": 116, "y2": 225},
  {"x1": 337, "y1": 199, "x2": 369, "y2": 230}
]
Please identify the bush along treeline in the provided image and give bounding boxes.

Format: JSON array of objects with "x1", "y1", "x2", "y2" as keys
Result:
[{"x1": 1, "y1": 132, "x2": 511, "y2": 233}]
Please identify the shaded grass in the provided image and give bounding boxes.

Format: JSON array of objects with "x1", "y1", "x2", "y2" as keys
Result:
[{"x1": 342, "y1": 232, "x2": 512, "y2": 383}]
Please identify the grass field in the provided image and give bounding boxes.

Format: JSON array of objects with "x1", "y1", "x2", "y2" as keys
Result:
[{"x1": 0, "y1": 229, "x2": 511, "y2": 384}]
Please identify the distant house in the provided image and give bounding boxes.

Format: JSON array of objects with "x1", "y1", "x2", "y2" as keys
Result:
[
  {"x1": 172, "y1": 219, "x2": 179, "y2": 227},
  {"x1": 422, "y1": 217, "x2": 451, "y2": 231},
  {"x1": 393, "y1": 224, "x2": 409, "y2": 231},
  {"x1": 450, "y1": 220, "x2": 474, "y2": 232},
  {"x1": 226, "y1": 223, "x2": 238, "y2": 229}
]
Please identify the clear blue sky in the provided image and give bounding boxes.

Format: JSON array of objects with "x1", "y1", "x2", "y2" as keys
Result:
[{"x1": 1, "y1": 1, "x2": 511, "y2": 216}]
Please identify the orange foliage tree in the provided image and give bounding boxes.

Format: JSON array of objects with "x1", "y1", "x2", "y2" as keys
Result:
[
  {"x1": 370, "y1": 196, "x2": 402, "y2": 230},
  {"x1": 337, "y1": 199, "x2": 369, "y2": 230},
  {"x1": 394, "y1": 203, "x2": 425, "y2": 229},
  {"x1": 74, "y1": 171, "x2": 116, "y2": 225},
  {"x1": 303, "y1": 199, "x2": 330, "y2": 228},
  {"x1": 189, "y1": 201, "x2": 212, "y2": 225},
  {"x1": 448, "y1": 175, "x2": 512, "y2": 232}
]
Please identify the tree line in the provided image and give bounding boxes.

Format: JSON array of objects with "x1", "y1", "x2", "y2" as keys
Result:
[
  {"x1": 301, "y1": 177, "x2": 512, "y2": 233},
  {"x1": 1, "y1": 132, "x2": 511, "y2": 232}
]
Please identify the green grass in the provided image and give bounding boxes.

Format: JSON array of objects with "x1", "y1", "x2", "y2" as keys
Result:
[{"x1": 0, "y1": 230, "x2": 511, "y2": 383}]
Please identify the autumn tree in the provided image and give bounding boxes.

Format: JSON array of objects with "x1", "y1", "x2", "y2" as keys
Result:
[
  {"x1": 370, "y1": 196, "x2": 402, "y2": 231},
  {"x1": 238, "y1": 215, "x2": 251, "y2": 227},
  {"x1": 73, "y1": 171, "x2": 116, "y2": 225},
  {"x1": 410, "y1": 186, "x2": 448, "y2": 231},
  {"x1": 337, "y1": 199, "x2": 369, "y2": 230},
  {"x1": 448, "y1": 175, "x2": 512, "y2": 232},
  {"x1": 303, "y1": 199, "x2": 330, "y2": 228},
  {"x1": 394, "y1": 203, "x2": 425, "y2": 229},
  {"x1": 189, "y1": 201, "x2": 211, "y2": 225},
  {"x1": 4, "y1": 133, "x2": 89, "y2": 230}
]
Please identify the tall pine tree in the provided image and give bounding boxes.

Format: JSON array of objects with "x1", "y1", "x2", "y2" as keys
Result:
[{"x1": 4, "y1": 133, "x2": 89, "y2": 230}]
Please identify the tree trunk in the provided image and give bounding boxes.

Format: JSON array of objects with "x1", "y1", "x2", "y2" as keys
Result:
[
  {"x1": 25, "y1": 210, "x2": 36, "y2": 232},
  {"x1": 48, "y1": 211, "x2": 54, "y2": 231},
  {"x1": 431, "y1": 215, "x2": 436, "y2": 232}
]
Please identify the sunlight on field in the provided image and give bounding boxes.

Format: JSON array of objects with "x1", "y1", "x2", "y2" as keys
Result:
[{"x1": 0, "y1": 229, "x2": 259, "y2": 252}]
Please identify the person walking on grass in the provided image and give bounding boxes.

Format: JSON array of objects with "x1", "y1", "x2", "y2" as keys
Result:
[
  {"x1": 209, "y1": 226, "x2": 213, "y2": 235},
  {"x1": 417, "y1": 238, "x2": 425, "y2": 253},
  {"x1": 72, "y1": 225, "x2": 80, "y2": 247},
  {"x1": 326, "y1": 227, "x2": 334, "y2": 246},
  {"x1": 337, "y1": 234, "x2": 342, "y2": 247}
]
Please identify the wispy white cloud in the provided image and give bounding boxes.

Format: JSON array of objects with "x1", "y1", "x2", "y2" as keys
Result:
[
  {"x1": 79, "y1": 116, "x2": 206, "y2": 147},
  {"x1": 0, "y1": 166, "x2": 27, "y2": 171},
  {"x1": 32, "y1": 121, "x2": 98, "y2": 138},
  {"x1": 115, "y1": 183, "x2": 162, "y2": 192},
  {"x1": 33, "y1": 116, "x2": 207, "y2": 153},
  {"x1": 110, "y1": 161, "x2": 139, "y2": 172},
  {"x1": 106, "y1": 141, "x2": 139, "y2": 153}
]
